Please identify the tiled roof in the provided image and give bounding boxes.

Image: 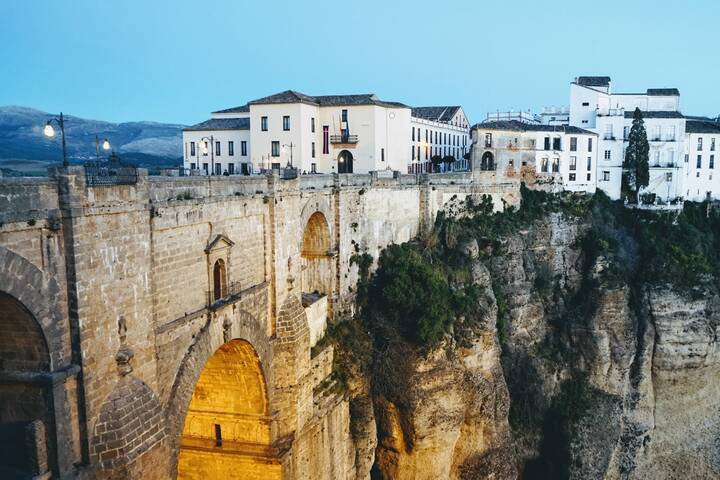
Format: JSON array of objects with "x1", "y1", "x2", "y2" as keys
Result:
[
  {"x1": 623, "y1": 111, "x2": 684, "y2": 119},
  {"x1": 212, "y1": 104, "x2": 250, "y2": 114},
  {"x1": 183, "y1": 118, "x2": 250, "y2": 131},
  {"x1": 472, "y1": 120, "x2": 595, "y2": 135},
  {"x1": 247, "y1": 90, "x2": 408, "y2": 108},
  {"x1": 576, "y1": 76, "x2": 611, "y2": 87},
  {"x1": 411, "y1": 106, "x2": 462, "y2": 123},
  {"x1": 647, "y1": 88, "x2": 680, "y2": 96},
  {"x1": 686, "y1": 119, "x2": 720, "y2": 134}
]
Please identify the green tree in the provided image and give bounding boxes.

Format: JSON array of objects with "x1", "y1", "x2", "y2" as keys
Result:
[
  {"x1": 431, "y1": 155, "x2": 443, "y2": 172},
  {"x1": 623, "y1": 107, "x2": 650, "y2": 203}
]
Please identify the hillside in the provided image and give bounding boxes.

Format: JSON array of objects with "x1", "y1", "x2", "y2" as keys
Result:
[{"x1": 0, "y1": 106, "x2": 184, "y2": 175}]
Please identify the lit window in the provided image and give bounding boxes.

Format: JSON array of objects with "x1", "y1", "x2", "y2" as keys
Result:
[{"x1": 569, "y1": 156, "x2": 577, "y2": 170}]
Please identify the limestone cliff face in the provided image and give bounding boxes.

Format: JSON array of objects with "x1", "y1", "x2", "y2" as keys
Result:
[{"x1": 351, "y1": 212, "x2": 720, "y2": 479}]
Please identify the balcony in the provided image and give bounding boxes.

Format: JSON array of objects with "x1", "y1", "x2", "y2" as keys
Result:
[
  {"x1": 330, "y1": 134, "x2": 358, "y2": 144},
  {"x1": 597, "y1": 108, "x2": 625, "y2": 117}
]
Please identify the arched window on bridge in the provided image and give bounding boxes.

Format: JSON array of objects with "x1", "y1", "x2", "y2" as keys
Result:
[
  {"x1": 481, "y1": 151, "x2": 495, "y2": 171},
  {"x1": 213, "y1": 259, "x2": 227, "y2": 301}
]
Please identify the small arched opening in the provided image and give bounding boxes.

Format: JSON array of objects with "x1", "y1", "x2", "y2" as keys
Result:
[
  {"x1": 338, "y1": 150, "x2": 353, "y2": 174},
  {"x1": 213, "y1": 259, "x2": 227, "y2": 301},
  {"x1": 0, "y1": 292, "x2": 55, "y2": 477},
  {"x1": 481, "y1": 151, "x2": 495, "y2": 171},
  {"x1": 301, "y1": 212, "x2": 333, "y2": 297},
  {"x1": 178, "y1": 339, "x2": 280, "y2": 479}
]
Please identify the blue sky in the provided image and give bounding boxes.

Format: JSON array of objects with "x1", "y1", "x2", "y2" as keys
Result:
[{"x1": 2, "y1": 0, "x2": 718, "y2": 125}]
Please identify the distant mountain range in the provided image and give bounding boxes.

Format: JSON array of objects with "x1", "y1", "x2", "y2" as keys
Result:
[{"x1": 0, "y1": 106, "x2": 184, "y2": 175}]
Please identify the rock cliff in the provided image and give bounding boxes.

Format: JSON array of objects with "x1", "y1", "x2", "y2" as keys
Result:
[{"x1": 336, "y1": 195, "x2": 720, "y2": 479}]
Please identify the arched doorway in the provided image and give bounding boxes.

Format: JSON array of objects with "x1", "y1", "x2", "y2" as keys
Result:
[
  {"x1": 213, "y1": 259, "x2": 226, "y2": 301},
  {"x1": 481, "y1": 151, "x2": 495, "y2": 171},
  {"x1": 0, "y1": 292, "x2": 55, "y2": 477},
  {"x1": 301, "y1": 212, "x2": 333, "y2": 296},
  {"x1": 338, "y1": 150, "x2": 353, "y2": 174},
  {"x1": 177, "y1": 339, "x2": 281, "y2": 479}
]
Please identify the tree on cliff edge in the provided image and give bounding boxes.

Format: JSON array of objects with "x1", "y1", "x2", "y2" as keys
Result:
[{"x1": 623, "y1": 107, "x2": 650, "y2": 203}]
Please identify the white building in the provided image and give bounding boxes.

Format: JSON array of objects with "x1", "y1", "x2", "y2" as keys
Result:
[
  {"x1": 183, "y1": 105, "x2": 251, "y2": 175},
  {"x1": 471, "y1": 120, "x2": 598, "y2": 193},
  {"x1": 683, "y1": 118, "x2": 720, "y2": 201},
  {"x1": 409, "y1": 106, "x2": 471, "y2": 173},
  {"x1": 568, "y1": 76, "x2": 686, "y2": 201}
]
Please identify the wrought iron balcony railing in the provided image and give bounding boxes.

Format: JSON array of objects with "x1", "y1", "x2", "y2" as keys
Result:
[{"x1": 329, "y1": 135, "x2": 358, "y2": 144}]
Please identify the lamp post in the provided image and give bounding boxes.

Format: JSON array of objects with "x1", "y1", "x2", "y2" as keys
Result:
[
  {"x1": 43, "y1": 112, "x2": 69, "y2": 167},
  {"x1": 200, "y1": 135, "x2": 215, "y2": 175},
  {"x1": 95, "y1": 135, "x2": 111, "y2": 162},
  {"x1": 282, "y1": 142, "x2": 294, "y2": 169}
]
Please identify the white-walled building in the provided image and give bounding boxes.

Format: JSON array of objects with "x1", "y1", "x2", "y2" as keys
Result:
[
  {"x1": 183, "y1": 105, "x2": 251, "y2": 175},
  {"x1": 247, "y1": 91, "x2": 411, "y2": 174},
  {"x1": 408, "y1": 106, "x2": 471, "y2": 173},
  {"x1": 683, "y1": 119, "x2": 720, "y2": 201},
  {"x1": 568, "y1": 76, "x2": 686, "y2": 201},
  {"x1": 471, "y1": 120, "x2": 598, "y2": 193}
]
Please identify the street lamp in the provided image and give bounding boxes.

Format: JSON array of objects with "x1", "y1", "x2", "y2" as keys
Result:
[
  {"x1": 95, "y1": 135, "x2": 111, "y2": 162},
  {"x1": 200, "y1": 135, "x2": 215, "y2": 175},
  {"x1": 282, "y1": 143, "x2": 294, "y2": 169},
  {"x1": 43, "y1": 112, "x2": 69, "y2": 167}
]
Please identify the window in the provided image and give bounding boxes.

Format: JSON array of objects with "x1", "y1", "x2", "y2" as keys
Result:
[
  {"x1": 228, "y1": 163, "x2": 235, "y2": 174},
  {"x1": 215, "y1": 141, "x2": 221, "y2": 156},
  {"x1": 668, "y1": 150, "x2": 674, "y2": 165},
  {"x1": 570, "y1": 137, "x2": 577, "y2": 151},
  {"x1": 569, "y1": 156, "x2": 577, "y2": 170},
  {"x1": 283, "y1": 116, "x2": 290, "y2": 131},
  {"x1": 698, "y1": 137, "x2": 703, "y2": 150},
  {"x1": 412, "y1": 145, "x2": 415, "y2": 160},
  {"x1": 582, "y1": 102, "x2": 590, "y2": 107},
  {"x1": 341, "y1": 109, "x2": 348, "y2": 122},
  {"x1": 569, "y1": 173, "x2": 576, "y2": 181},
  {"x1": 587, "y1": 173, "x2": 591, "y2": 181},
  {"x1": 711, "y1": 138, "x2": 716, "y2": 151},
  {"x1": 654, "y1": 150, "x2": 660, "y2": 164},
  {"x1": 322, "y1": 126, "x2": 329, "y2": 154},
  {"x1": 711, "y1": 155, "x2": 715, "y2": 169},
  {"x1": 587, "y1": 156, "x2": 592, "y2": 170},
  {"x1": 381, "y1": 148, "x2": 385, "y2": 162},
  {"x1": 666, "y1": 172, "x2": 672, "y2": 182},
  {"x1": 623, "y1": 126, "x2": 629, "y2": 140},
  {"x1": 271, "y1": 162, "x2": 281, "y2": 170},
  {"x1": 544, "y1": 137, "x2": 550, "y2": 150},
  {"x1": 668, "y1": 125, "x2": 676, "y2": 141},
  {"x1": 312, "y1": 142, "x2": 316, "y2": 158},
  {"x1": 203, "y1": 163, "x2": 208, "y2": 173},
  {"x1": 485, "y1": 133, "x2": 492, "y2": 148},
  {"x1": 412, "y1": 127, "x2": 415, "y2": 141},
  {"x1": 271, "y1": 141, "x2": 280, "y2": 157},
  {"x1": 261, "y1": 116, "x2": 268, "y2": 131},
  {"x1": 435, "y1": 131, "x2": 438, "y2": 143},
  {"x1": 582, "y1": 120, "x2": 588, "y2": 124},
  {"x1": 213, "y1": 259, "x2": 227, "y2": 301},
  {"x1": 541, "y1": 158, "x2": 548, "y2": 173},
  {"x1": 603, "y1": 171, "x2": 610, "y2": 181},
  {"x1": 241, "y1": 141, "x2": 247, "y2": 156},
  {"x1": 697, "y1": 155, "x2": 702, "y2": 169},
  {"x1": 190, "y1": 162, "x2": 196, "y2": 170},
  {"x1": 190, "y1": 141, "x2": 196, "y2": 156},
  {"x1": 311, "y1": 117, "x2": 315, "y2": 133},
  {"x1": 425, "y1": 145, "x2": 428, "y2": 160},
  {"x1": 604, "y1": 150, "x2": 611, "y2": 160},
  {"x1": 228, "y1": 141, "x2": 234, "y2": 156},
  {"x1": 685, "y1": 153, "x2": 689, "y2": 163},
  {"x1": 552, "y1": 158, "x2": 559, "y2": 173},
  {"x1": 214, "y1": 163, "x2": 222, "y2": 175},
  {"x1": 588, "y1": 138, "x2": 593, "y2": 152},
  {"x1": 311, "y1": 163, "x2": 317, "y2": 173},
  {"x1": 425, "y1": 130, "x2": 428, "y2": 142},
  {"x1": 418, "y1": 146, "x2": 421, "y2": 161}
]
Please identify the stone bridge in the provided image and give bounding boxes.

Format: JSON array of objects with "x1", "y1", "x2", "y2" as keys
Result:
[{"x1": 0, "y1": 168, "x2": 518, "y2": 479}]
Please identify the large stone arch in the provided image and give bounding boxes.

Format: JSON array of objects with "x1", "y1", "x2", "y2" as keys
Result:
[
  {"x1": 0, "y1": 246, "x2": 69, "y2": 369},
  {"x1": 299, "y1": 201, "x2": 335, "y2": 301},
  {"x1": 300, "y1": 195, "x2": 334, "y2": 242},
  {"x1": 166, "y1": 308, "x2": 275, "y2": 478}
]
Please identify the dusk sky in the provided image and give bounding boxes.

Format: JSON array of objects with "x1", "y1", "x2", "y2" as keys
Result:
[{"x1": 2, "y1": 0, "x2": 718, "y2": 125}]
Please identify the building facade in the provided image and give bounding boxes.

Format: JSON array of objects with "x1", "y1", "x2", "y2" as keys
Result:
[
  {"x1": 409, "y1": 106, "x2": 471, "y2": 173},
  {"x1": 683, "y1": 119, "x2": 720, "y2": 201},
  {"x1": 471, "y1": 120, "x2": 598, "y2": 193}
]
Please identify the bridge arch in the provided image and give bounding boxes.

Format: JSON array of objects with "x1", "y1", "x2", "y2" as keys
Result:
[
  {"x1": 300, "y1": 210, "x2": 334, "y2": 297},
  {"x1": 0, "y1": 246, "x2": 73, "y2": 477},
  {"x1": 167, "y1": 309, "x2": 279, "y2": 479}
]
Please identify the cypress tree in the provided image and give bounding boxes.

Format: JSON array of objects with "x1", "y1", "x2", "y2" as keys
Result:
[{"x1": 623, "y1": 107, "x2": 650, "y2": 203}]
